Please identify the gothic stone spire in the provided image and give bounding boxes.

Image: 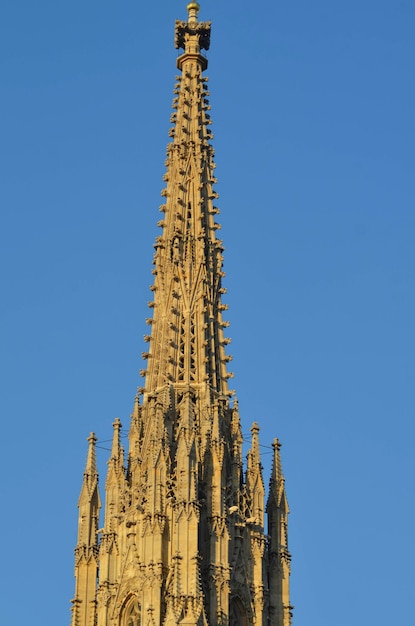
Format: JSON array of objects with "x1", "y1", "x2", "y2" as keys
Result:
[
  {"x1": 266, "y1": 439, "x2": 293, "y2": 626},
  {"x1": 71, "y1": 433, "x2": 101, "y2": 626},
  {"x1": 141, "y1": 2, "x2": 232, "y2": 399},
  {"x1": 71, "y1": 5, "x2": 291, "y2": 626}
]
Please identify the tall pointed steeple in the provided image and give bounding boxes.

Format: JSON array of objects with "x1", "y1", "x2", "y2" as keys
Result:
[
  {"x1": 143, "y1": 1, "x2": 231, "y2": 398},
  {"x1": 267, "y1": 439, "x2": 293, "y2": 626},
  {"x1": 71, "y1": 433, "x2": 101, "y2": 626},
  {"x1": 71, "y1": 4, "x2": 291, "y2": 625}
]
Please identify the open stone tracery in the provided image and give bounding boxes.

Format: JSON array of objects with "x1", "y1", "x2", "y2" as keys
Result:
[{"x1": 70, "y1": 4, "x2": 291, "y2": 626}]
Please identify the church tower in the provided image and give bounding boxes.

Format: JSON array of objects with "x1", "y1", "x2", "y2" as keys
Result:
[{"x1": 71, "y1": 4, "x2": 291, "y2": 626}]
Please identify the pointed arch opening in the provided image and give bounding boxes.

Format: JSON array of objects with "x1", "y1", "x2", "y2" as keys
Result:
[
  {"x1": 229, "y1": 596, "x2": 249, "y2": 626},
  {"x1": 121, "y1": 597, "x2": 141, "y2": 626}
]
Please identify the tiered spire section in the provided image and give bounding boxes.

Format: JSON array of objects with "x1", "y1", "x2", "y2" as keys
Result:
[
  {"x1": 71, "y1": 4, "x2": 291, "y2": 626},
  {"x1": 142, "y1": 3, "x2": 231, "y2": 397}
]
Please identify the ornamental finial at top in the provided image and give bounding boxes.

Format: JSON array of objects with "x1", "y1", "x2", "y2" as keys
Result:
[
  {"x1": 187, "y1": 2, "x2": 200, "y2": 29},
  {"x1": 187, "y1": 1, "x2": 200, "y2": 18},
  {"x1": 175, "y1": 2, "x2": 210, "y2": 55}
]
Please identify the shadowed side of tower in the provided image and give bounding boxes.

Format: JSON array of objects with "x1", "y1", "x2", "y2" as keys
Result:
[{"x1": 70, "y1": 4, "x2": 291, "y2": 626}]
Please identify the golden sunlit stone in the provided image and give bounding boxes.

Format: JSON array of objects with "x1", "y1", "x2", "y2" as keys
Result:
[{"x1": 70, "y1": 5, "x2": 291, "y2": 626}]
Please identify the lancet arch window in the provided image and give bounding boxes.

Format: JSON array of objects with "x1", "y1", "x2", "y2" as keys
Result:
[
  {"x1": 229, "y1": 596, "x2": 249, "y2": 626},
  {"x1": 122, "y1": 599, "x2": 141, "y2": 626}
]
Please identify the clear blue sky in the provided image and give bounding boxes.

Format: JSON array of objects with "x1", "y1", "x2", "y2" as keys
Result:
[{"x1": 1, "y1": 1, "x2": 414, "y2": 624}]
